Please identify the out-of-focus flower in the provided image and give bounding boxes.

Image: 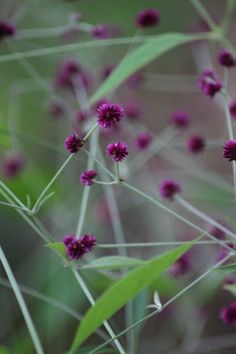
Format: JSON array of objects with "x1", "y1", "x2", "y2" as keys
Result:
[
  {"x1": 63, "y1": 234, "x2": 96, "y2": 260},
  {"x1": 220, "y1": 303, "x2": 236, "y2": 325},
  {"x1": 3, "y1": 153, "x2": 25, "y2": 179},
  {"x1": 135, "y1": 9, "x2": 160, "y2": 28},
  {"x1": 106, "y1": 142, "x2": 128, "y2": 162},
  {"x1": 0, "y1": 21, "x2": 16, "y2": 40},
  {"x1": 159, "y1": 179, "x2": 181, "y2": 201},
  {"x1": 55, "y1": 59, "x2": 90, "y2": 90},
  {"x1": 135, "y1": 132, "x2": 152, "y2": 150},
  {"x1": 218, "y1": 49, "x2": 236, "y2": 68},
  {"x1": 48, "y1": 100, "x2": 65, "y2": 118},
  {"x1": 102, "y1": 65, "x2": 114, "y2": 80},
  {"x1": 198, "y1": 69, "x2": 222, "y2": 98},
  {"x1": 187, "y1": 135, "x2": 205, "y2": 154},
  {"x1": 97, "y1": 103, "x2": 124, "y2": 129},
  {"x1": 124, "y1": 101, "x2": 141, "y2": 120},
  {"x1": 229, "y1": 101, "x2": 236, "y2": 118},
  {"x1": 169, "y1": 253, "x2": 191, "y2": 277},
  {"x1": 91, "y1": 24, "x2": 109, "y2": 39},
  {"x1": 64, "y1": 134, "x2": 84, "y2": 153},
  {"x1": 170, "y1": 111, "x2": 190, "y2": 128},
  {"x1": 223, "y1": 140, "x2": 236, "y2": 161},
  {"x1": 80, "y1": 169, "x2": 97, "y2": 186}
]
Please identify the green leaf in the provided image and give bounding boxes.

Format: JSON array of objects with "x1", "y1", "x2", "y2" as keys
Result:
[
  {"x1": 90, "y1": 32, "x2": 204, "y2": 105},
  {"x1": 81, "y1": 256, "x2": 145, "y2": 270},
  {"x1": 224, "y1": 284, "x2": 236, "y2": 296},
  {"x1": 46, "y1": 242, "x2": 66, "y2": 260},
  {"x1": 0, "y1": 347, "x2": 9, "y2": 354},
  {"x1": 215, "y1": 263, "x2": 236, "y2": 272},
  {"x1": 70, "y1": 240, "x2": 196, "y2": 352}
]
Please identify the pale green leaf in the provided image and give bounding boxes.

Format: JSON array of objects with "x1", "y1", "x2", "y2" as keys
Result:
[
  {"x1": 215, "y1": 263, "x2": 236, "y2": 272},
  {"x1": 70, "y1": 240, "x2": 196, "y2": 352},
  {"x1": 46, "y1": 242, "x2": 66, "y2": 260},
  {"x1": 81, "y1": 256, "x2": 145, "y2": 270},
  {"x1": 224, "y1": 284, "x2": 236, "y2": 296},
  {"x1": 90, "y1": 32, "x2": 204, "y2": 104}
]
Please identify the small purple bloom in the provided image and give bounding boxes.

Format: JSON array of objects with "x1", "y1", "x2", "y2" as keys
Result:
[
  {"x1": 229, "y1": 100, "x2": 236, "y2": 118},
  {"x1": 97, "y1": 103, "x2": 124, "y2": 129},
  {"x1": 170, "y1": 111, "x2": 190, "y2": 128},
  {"x1": 102, "y1": 65, "x2": 114, "y2": 80},
  {"x1": 187, "y1": 135, "x2": 205, "y2": 154},
  {"x1": 55, "y1": 59, "x2": 90, "y2": 90},
  {"x1": 220, "y1": 303, "x2": 236, "y2": 325},
  {"x1": 223, "y1": 140, "x2": 236, "y2": 161},
  {"x1": 91, "y1": 24, "x2": 109, "y2": 39},
  {"x1": 198, "y1": 69, "x2": 222, "y2": 98},
  {"x1": 0, "y1": 21, "x2": 16, "y2": 40},
  {"x1": 126, "y1": 71, "x2": 144, "y2": 89},
  {"x1": 75, "y1": 110, "x2": 88, "y2": 124},
  {"x1": 106, "y1": 142, "x2": 128, "y2": 162},
  {"x1": 160, "y1": 179, "x2": 181, "y2": 201},
  {"x1": 136, "y1": 9, "x2": 160, "y2": 28},
  {"x1": 3, "y1": 153, "x2": 25, "y2": 179},
  {"x1": 64, "y1": 134, "x2": 84, "y2": 154},
  {"x1": 218, "y1": 49, "x2": 236, "y2": 68},
  {"x1": 63, "y1": 234, "x2": 96, "y2": 260},
  {"x1": 135, "y1": 132, "x2": 152, "y2": 150},
  {"x1": 80, "y1": 169, "x2": 97, "y2": 186}
]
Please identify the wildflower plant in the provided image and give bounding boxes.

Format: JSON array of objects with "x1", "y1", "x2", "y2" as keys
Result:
[{"x1": 1, "y1": 1, "x2": 236, "y2": 354}]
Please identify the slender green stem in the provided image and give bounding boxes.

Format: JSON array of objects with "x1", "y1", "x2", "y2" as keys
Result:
[
  {"x1": 121, "y1": 182, "x2": 234, "y2": 253},
  {"x1": 189, "y1": 0, "x2": 219, "y2": 33},
  {"x1": 97, "y1": 240, "x2": 231, "y2": 248},
  {"x1": 176, "y1": 195, "x2": 236, "y2": 240},
  {"x1": 83, "y1": 123, "x2": 99, "y2": 142},
  {"x1": 0, "y1": 246, "x2": 45, "y2": 354},
  {"x1": 93, "y1": 180, "x2": 118, "y2": 185},
  {"x1": 72, "y1": 269, "x2": 126, "y2": 354},
  {"x1": 32, "y1": 154, "x2": 73, "y2": 213},
  {"x1": 87, "y1": 253, "x2": 232, "y2": 354}
]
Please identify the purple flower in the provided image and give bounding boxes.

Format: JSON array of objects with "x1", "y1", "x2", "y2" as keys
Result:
[
  {"x1": 170, "y1": 111, "x2": 190, "y2": 128},
  {"x1": 187, "y1": 135, "x2": 205, "y2": 154},
  {"x1": 0, "y1": 21, "x2": 16, "y2": 40},
  {"x1": 106, "y1": 142, "x2": 128, "y2": 162},
  {"x1": 124, "y1": 101, "x2": 141, "y2": 120},
  {"x1": 48, "y1": 100, "x2": 65, "y2": 118},
  {"x1": 223, "y1": 140, "x2": 236, "y2": 161},
  {"x1": 135, "y1": 132, "x2": 152, "y2": 150},
  {"x1": 64, "y1": 134, "x2": 84, "y2": 154},
  {"x1": 169, "y1": 254, "x2": 191, "y2": 277},
  {"x1": 229, "y1": 100, "x2": 236, "y2": 118},
  {"x1": 3, "y1": 153, "x2": 25, "y2": 179},
  {"x1": 80, "y1": 169, "x2": 97, "y2": 186},
  {"x1": 218, "y1": 49, "x2": 236, "y2": 68},
  {"x1": 97, "y1": 103, "x2": 124, "y2": 129},
  {"x1": 102, "y1": 65, "x2": 114, "y2": 80},
  {"x1": 63, "y1": 234, "x2": 96, "y2": 260},
  {"x1": 55, "y1": 59, "x2": 90, "y2": 90},
  {"x1": 220, "y1": 303, "x2": 236, "y2": 325},
  {"x1": 91, "y1": 24, "x2": 109, "y2": 39},
  {"x1": 126, "y1": 71, "x2": 144, "y2": 89},
  {"x1": 198, "y1": 69, "x2": 222, "y2": 97},
  {"x1": 136, "y1": 9, "x2": 160, "y2": 28},
  {"x1": 160, "y1": 179, "x2": 181, "y2": 200},
  {"x1": 209, "y1": 223, "x2": 226, "y2": 240},
  {"x1": 75, "y1": 110, "x2": 88, "y2": 124}
]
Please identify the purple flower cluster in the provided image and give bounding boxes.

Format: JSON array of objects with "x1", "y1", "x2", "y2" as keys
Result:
[
  {"x1": 80, "y1": 169, "x2": 97, "y2": 186},
  {"x1": 55, "y1": 59, "x2": 90, "y2": 90},
  {"x1": 0, "y1": 21, "x2": 16, "y2": 40},
  {"x1": 106, "y1": 142, "x2": 128, "y2": 162},
  {"x1": 223, "y1": 140, "x2": 236, "y2": 161},
  {"x1": 97, "y1": 103, "x2": 124, "y2": 129},
  {"x1": 169, "y1": 254, "x2": 191, "y2": 277},
  {"x1": 135, "y1": 132, "x2": 152, "y2": 150},
  {"x1": 136, "y1": 9, "x2": 160, "y2": 28},
  {"x1": 198, "y1": 69, "x2": 222, "y2": 98},
  {"x1": 187, "y1": 135, "x2": 205, "y2": 154},
  {"x1": 218, "y1": 49, "x2": 236, "y2": 68},
  {"x1": 64, "y1": 134, "x2": 84, "y2": 154},
  {"x1": 3, "y1": 153, "x2": 25, "y2": 179},
  {"x1": 63, "y1": 234, "x2": 96, "y2": 260},
  {"x1": 170, "y1": 111, "x2": 190, "y2": 129},
  {"x1": 159, "y1": 180, "x2": 181, "y2": 201},
  {"x1": 229, "y1": 100, "x2": 236, "y2": 118},
  {"x1": 220, "y1": 303, "x2": 236, "y2": 325}
]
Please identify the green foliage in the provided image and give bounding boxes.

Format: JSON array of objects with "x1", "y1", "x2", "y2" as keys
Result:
[
  {"x1": 81, "y1": 256, "x2": 145, "y2": 270},
  {"x1": 215, "y1": 263, "x2": 236, "y2": 272},
  {"x1": 90, "y1": 32, "x2": 204, "y2": 104},
  {"x1": 70, "y1": 240, "x2": 196, "y2": 352},
  {"x1": 223, "y1": 284, "x2": 236, "y2": 296},
  {"x1": 46, "y1": 242, "x2": 67, "y2": 260}
]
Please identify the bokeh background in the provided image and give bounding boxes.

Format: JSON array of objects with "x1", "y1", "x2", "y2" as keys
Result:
[{"x1": 1, "y1": 1, "x2": 236, "y2": 353}]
